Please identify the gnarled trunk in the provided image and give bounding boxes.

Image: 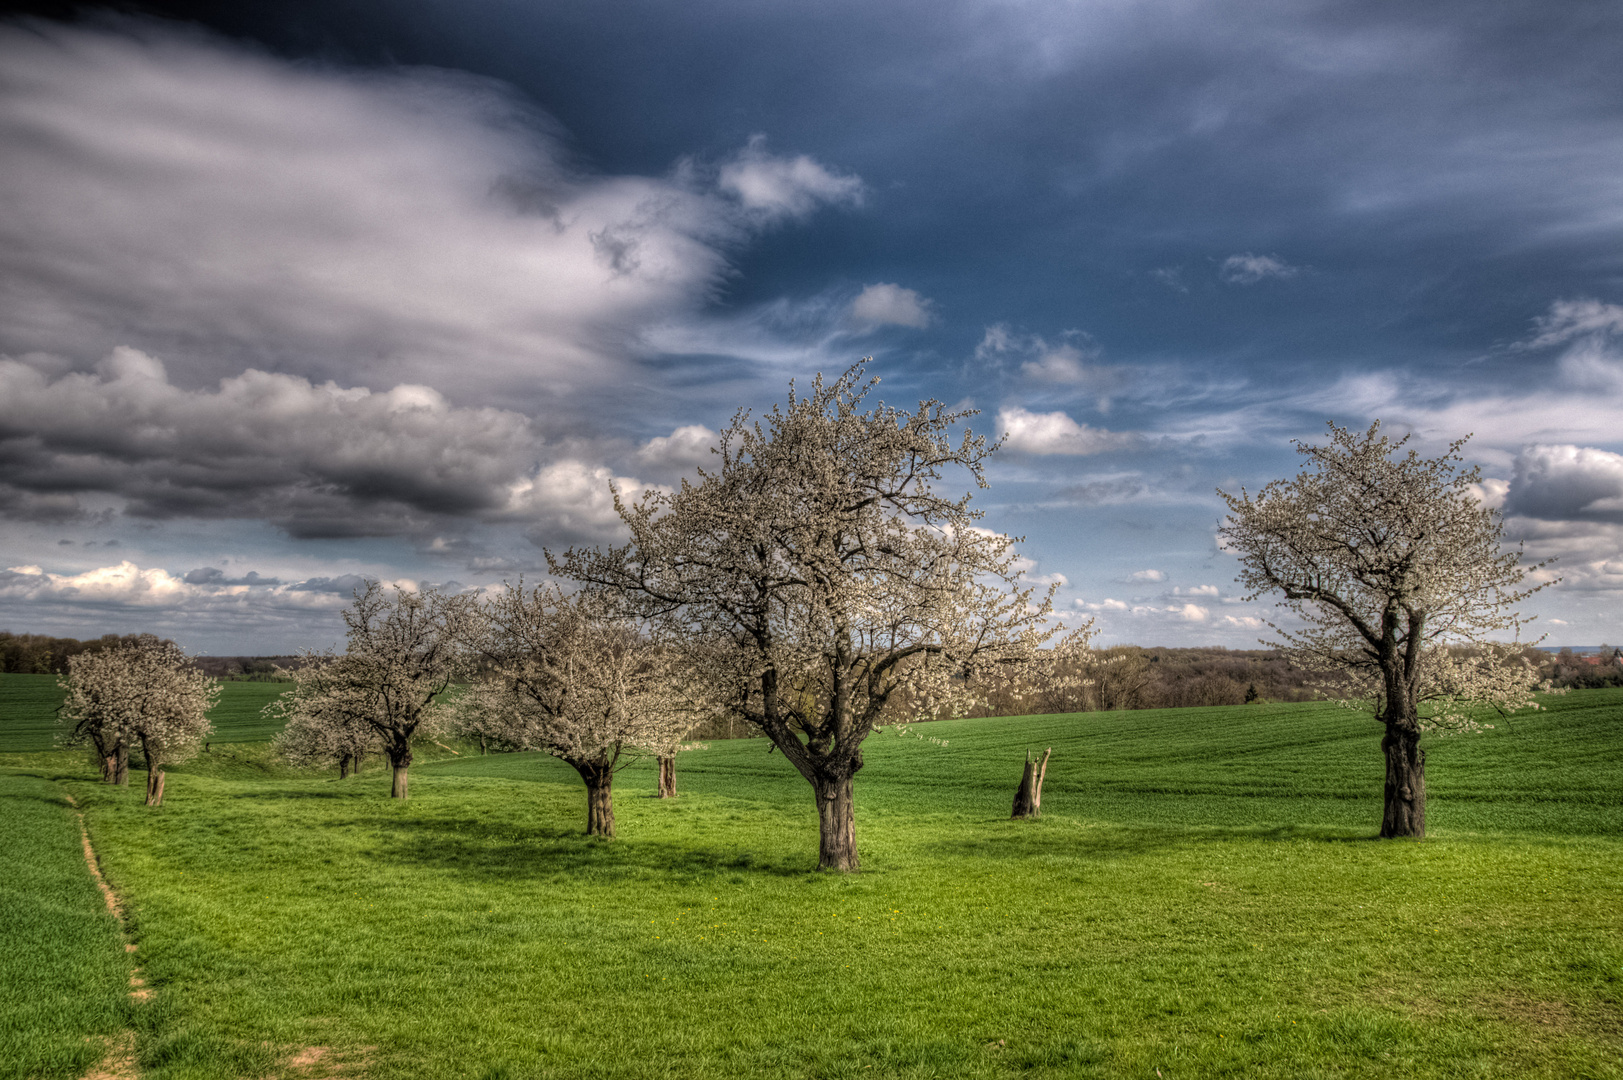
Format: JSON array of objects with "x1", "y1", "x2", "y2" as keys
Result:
[
  {"x1": 384, "y1": 741, "x2": 411, "y2": 799},
  {"x1": 815, "y1": 772, "x2": 858, "y2": 872},
  {"x1": 145, "y1": 768, "x2": 166, "y2": 807},
  {"x1": 657, "y1": 755, "x2": 676, "y2": 798},
  {"x1": 1380, "y1": 723, "x2": 1425, "y2": 838},
  {"x1": 575, "y1": 760, "x2": 616, "y2": 837},
  {"x1": 112, "y1": 741, "x2": 129, "y2": 787},
  {"x1": 1011, "y1": 747, "x2": 1051, "y2": 819}
]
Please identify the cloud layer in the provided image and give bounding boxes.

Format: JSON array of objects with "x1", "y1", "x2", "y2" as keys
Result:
[{"x1": 0, "y1": 21, "x2": 858, "y2": 404}]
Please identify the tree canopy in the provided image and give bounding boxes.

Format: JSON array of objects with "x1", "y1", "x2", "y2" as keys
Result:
[
  {"x1": 58, "y1": 633, "x2": 218, "y2": 805},
  {"x1": 555, "y1": 363, "x2": 1083, "y2": 870},
  {"x1": 1218, "y1": 421, "x2": 1553, "y2": 837}
]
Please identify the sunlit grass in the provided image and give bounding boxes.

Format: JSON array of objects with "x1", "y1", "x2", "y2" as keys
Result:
[
  {"x1": 0, "y1": 774, "x2": 132, "y2": 1080},
  {"x1": 0, "y1": 673, "x2": 290, "y2": 753},
  {"x1": 5, "y1": 689, "x2": 1622, "y2": 1078}
]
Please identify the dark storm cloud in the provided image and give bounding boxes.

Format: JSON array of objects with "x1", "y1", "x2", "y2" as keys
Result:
[
  {"x1": 1505, "y1": 446, "x2": 1623, "y2": 526},
  {"x1": 0, "y1": 348, "x2": 543, "y2": 535}
]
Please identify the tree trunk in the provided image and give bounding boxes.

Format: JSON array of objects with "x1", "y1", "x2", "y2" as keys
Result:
[
  {"x1": 575, "y1": 761, "x2": 616, "y2": 837},
  {"x1": 101, "y1": 753, "x2": 117, "y2": 784},
  {"x1": 387, "y1": 743, "x2": 412, "y2": 799},
  {"x1": 112, "y1": 741, "x2": 129, "y2": 787},
  {"x1": 480, "y1": 734, "x2": 488, "y2": 756},
  {"x1": 657, "y1": 755, "x2": 676, "y2": 798},
  {"x1": 1011, "y1": 748, "x2": 1051, "y2": 819},
  {"x1": 1380, "y1": 724, "x2": 1425, "y2": 838},
  {"x1": 815, "y1": 772, "x2": 859, "y2": 872},
  {"x1": 339, "y1": 754, "x2": 350, "y2": 780},
  {"x1": 145, "y1": 768, "x2": 166, "y2": 807}
]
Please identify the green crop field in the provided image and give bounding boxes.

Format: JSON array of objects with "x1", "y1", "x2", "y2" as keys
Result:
[
  {"x1": 0, "y1": 674, "x2": 292, "y2": 753},
  {"x1": 3, "y1": 690, "x2": 1620, "y2": 1080}
]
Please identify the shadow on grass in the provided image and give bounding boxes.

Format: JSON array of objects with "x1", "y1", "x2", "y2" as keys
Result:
[
  {"x1": 920, "y1": 818, "x2": 1383, "y2": 863},
  {"x1": 373, "y1": 813, "x2": 819, "y2": 882}
]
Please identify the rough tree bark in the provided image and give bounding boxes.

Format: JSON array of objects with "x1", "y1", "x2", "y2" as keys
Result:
[
  {"x1": 814, "y1": 772, "x2": 859, "y2": 872},
  {"x1": 388, "y1": 744, "x2": 412, "y2": 800},
  {"x1": 1380, "y1": 722, "x2": 1425, "y2": 839},
  {"x1": 112, "y1": 742, "x2": 129, "y2": 787},
  {"x1": 339, "y1": 754, "x2": 351, "y2": 779},
  {"x1": 1011, "y1": 748, "x2": 1051, "y2": 819},
  {"x1": 145, "y1": 769, "x2": 166, "y2": 807},
  {"x1": 657, "y1": 756, "x2": 676, "y2": 798},
  {"x1": 576, "y1": 761, "x2": 616, "y2": 838}
]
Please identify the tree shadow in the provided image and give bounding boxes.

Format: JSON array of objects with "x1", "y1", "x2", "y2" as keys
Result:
[
  {"x1": 372, "y1": 813, "x2": 818, "y2": 882},
  {"x1": 920, "y1": 818, "x2": 1383, "y2": 862}
]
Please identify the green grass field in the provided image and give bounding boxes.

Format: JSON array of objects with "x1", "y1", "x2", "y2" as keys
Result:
[
  {"x1": 0, "y1": 774, "x2": 135, "y2": 1078},
  {"x1": 0, "y1": 674, "x2": 292, "y2": 753},
  {"x1": 3, "y1": 690, "x2": 1620, "y2": 1079}
]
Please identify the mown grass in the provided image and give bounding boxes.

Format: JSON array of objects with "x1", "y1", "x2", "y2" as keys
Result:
[
  {"x1": 0, "y1": 773, "x2": 133, "y2": 1080},
  {"x1": 0, "y1": 673, "x2": 291, "y2": 753},
  {"x1": 5, "y1": 690, "x2": 1621, "y2": 1079}
]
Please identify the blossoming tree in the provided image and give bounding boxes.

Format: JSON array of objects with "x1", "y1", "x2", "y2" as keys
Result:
[
  {"x1": 457, "y1": 583, "x2": 709, "y2": 837},
  {"x1": 1218, "y1": 422, "x2": 1554, "y2": 838},
  {"x1": 58, "y1": 634, "x2": 219, "y2": 805},
  {"x1": 554, "y1": 364, "x2": 1083, "y2": 871},
  {"x1": 268, "y1": 656, "x2": 382, "y2": 778},
  {"x1": 271, "y1": 581, "x2": 471, "y2": 799}
]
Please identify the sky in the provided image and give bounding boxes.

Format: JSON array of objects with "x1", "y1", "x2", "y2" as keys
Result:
[{"x1": 0, "y1": 0, "x2": 1621, "y2": 654}]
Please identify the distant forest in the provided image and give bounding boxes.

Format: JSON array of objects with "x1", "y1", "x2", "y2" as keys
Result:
[
  {"x1": 6, "y1": 630, "x2": 1618, "y2": 706},
  {"x1": 0, "y1": 632, "x2": 302, "y2": 679}
]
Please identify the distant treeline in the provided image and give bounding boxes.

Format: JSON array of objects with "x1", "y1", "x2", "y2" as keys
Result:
[
  {"x1": 0, "y1": 631, "x2": 157, "y2": 675},
  {"x1": 964, "y1": 646, "x2": 1323, "y2": 717},
  {"x1": 1546, "y1": 646, "x2": 1623, "y2": 690},
  {"x1": 190, "y1": 655, "x2": 306, "y2": 680},
  {"x1": 1, "y1": 632, "x2": 305, "y2": 680},
  {"x1": 12, "y1": 629, "x2": 1613, "y2": 709}
]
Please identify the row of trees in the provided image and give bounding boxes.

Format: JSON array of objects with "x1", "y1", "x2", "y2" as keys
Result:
[
  {"x1": 56, "y1": 365, "x2": 1558, "y2": 858},
  {"x1": 1, "y1": 631, "x2": 158, "y2": 675}
]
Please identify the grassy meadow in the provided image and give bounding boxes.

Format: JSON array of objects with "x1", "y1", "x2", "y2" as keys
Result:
[
  {"x1": 0, "y1": 674, "x2": 291, "y2": 754},
  {"x1": 1, "y1": 688, "x2": 1620, "y2": 1079}
]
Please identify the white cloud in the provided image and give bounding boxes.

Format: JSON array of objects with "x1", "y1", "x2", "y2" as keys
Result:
[
  {"x1": 1151, "y1": 266, "x2": 1189, "y2": 293},
  {"x1": 716, "y1": 135, "x2": 864, "y2": 224},
  {"x1": 504, "y1": 460, "x2": 665, "y2": 545},
  {"x1": 0, "y1": 22, "x2": 846, "y2": 404},
  {"x1": 636, "y1": 424, "x2": 719, "y2": 468},
  {"x1": 1171, "y1": 603, "x2": 1210, "y2": 622},
  {"x1": 1523, "y1": 298, "x2": 1623, "y2": 350},
  {"x1": 997, "y1": 407, "x2": 1137, "y2": 455},
  {"x1": 1021, "y1": 343, "x2": 1096, "y2": 384},
  {"x1": 1469, "y1": 477, "x2": 1510, "y2": 509},
  {"x1": 1219, "y1": 252, "x2": 1302, "y2": 284},
  {"x1": 1128, "y1": 569, "x2": 1166, "y2": 583},
  {"x1": 976, "y1": 325, "x2": 1106, "y2": 386},
  {"x1": 1219, "y1": 615, "x2": 1266, "y2": 630},
  {"x1": 1173, "y1": 584, "x2": 1221, "y2": 598},
  {"x1": 849, "y1": 283, "x2": 934, "y2": 329},
  {"x1": 1503, "y1": 517, "x2": 1623, "y2": 593},
  {"x1": 0, "y1": 560, "x2": 372, "y2": 613}
]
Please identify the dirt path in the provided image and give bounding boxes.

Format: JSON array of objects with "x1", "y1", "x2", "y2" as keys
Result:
[{"x1": 67, "y1": 791, "x2": 145, "y2": 1079}]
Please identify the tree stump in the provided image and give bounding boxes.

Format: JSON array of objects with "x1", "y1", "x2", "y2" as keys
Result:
[{"x1": 1011, "y1": 748, "x2": 1051, "y2": 819}]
